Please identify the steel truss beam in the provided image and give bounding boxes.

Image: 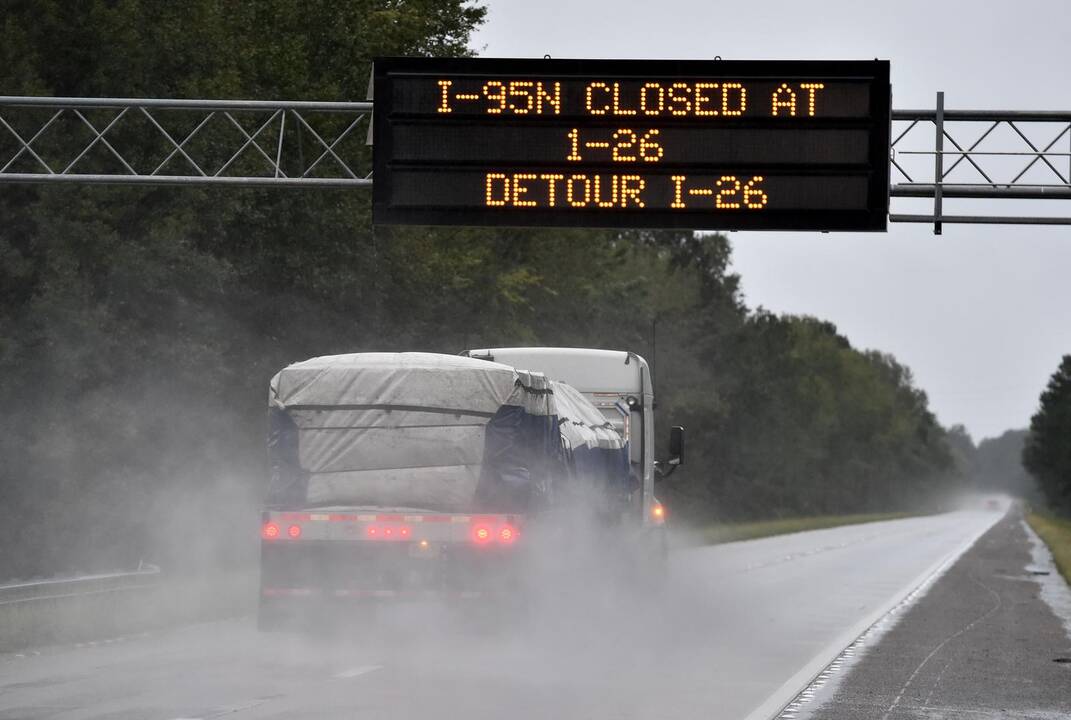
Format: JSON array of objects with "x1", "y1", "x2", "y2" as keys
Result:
[
  {"x1": 0, "y1": 96, "x2": 372, "y2": 187},
  {"x1": 890, "y1": 93, "x2": 1071, "y2": 231},
  {"x1": 3, "y1": 93, "x2": 1071, "y2": 230}
]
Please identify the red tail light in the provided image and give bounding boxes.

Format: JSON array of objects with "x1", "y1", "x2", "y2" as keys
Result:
[
  {"x1": 287, "y1": 524, "x2": 302, "y2": 539},
  {"x1": 262, "y1": 522, "x2": 280, "y2": 540},
  {"x1": 471, "y1": 522, "x2": 517, "y2": 545},
  {"x1": 365, "y1": 524, "x2": 411, "y2": 540}
]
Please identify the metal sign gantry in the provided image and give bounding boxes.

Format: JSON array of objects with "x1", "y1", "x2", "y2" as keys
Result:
[
  {"x1": 1, "y1": 92, "x2": 1070, "y2": 231},
  {"x1": 0, "y1": 96, "x2": 372, "y2": 188},
  {"x1": 891, "y1": 92, "x2": 1071, "y2": 232}
]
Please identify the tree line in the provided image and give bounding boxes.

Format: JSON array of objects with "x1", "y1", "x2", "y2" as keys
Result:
[
  {"x1": 0, "y1": 1, "x2": 967, "y2": 580},
  {"x1": 1023, "y1": 357, "x2": 1071, "y2": 514}
]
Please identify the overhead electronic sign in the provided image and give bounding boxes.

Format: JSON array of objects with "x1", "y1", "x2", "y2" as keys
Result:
[{"x1": 372, "y1": 58, "x2": 891, "y2": 231}]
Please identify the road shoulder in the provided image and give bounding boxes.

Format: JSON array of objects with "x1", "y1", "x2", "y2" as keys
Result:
[{"x1": 797, "y1": 508, "x2": 1071, "y2": 720}]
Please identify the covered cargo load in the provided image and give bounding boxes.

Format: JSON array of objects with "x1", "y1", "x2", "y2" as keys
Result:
[
  {"x1": 267, "y1": 352, "x2": 628, "y2": 514},
  {"x1": 551, "y1": 380, "x2": 633, "y2": 505}
]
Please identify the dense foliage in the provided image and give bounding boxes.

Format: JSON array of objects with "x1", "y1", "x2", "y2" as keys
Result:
[
  {"x1": 0, "y1": 1, "x2": 964, "y2": 580},
  {"x1": 1023, "y1": 356, "x2": 1071, "y2": 513},
  {"x1": 972, "y1": 429, "x2": 1035, "y2": 500}
]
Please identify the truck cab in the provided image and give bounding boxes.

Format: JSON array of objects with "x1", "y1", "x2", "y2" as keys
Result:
[{"x1": 462, "y1": 347, "x2": 681, "y2": 534}]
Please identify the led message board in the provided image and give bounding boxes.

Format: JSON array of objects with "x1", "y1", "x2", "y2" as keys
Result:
[{"x1": 372, "y1": 58, "x2": 891, "y2": 231}]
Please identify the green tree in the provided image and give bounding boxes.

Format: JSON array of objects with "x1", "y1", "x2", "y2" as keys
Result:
[
  {"x1": 975, "y1": 429, "x2": 1036, "y2": 499},
  {"x1": 1023, "y1": 356, "x2": 1071, "y2": 513},
  {"x1": 659, "y1": 312, "x2": 958, "y2": 522},
  {"x1": 0, "y1": 0, "x2": 489, "y2": 580}
]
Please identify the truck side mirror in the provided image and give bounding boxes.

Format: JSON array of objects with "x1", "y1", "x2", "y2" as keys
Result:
[{"x1": 669, "y1": 426, "x2": 684, "y2": 466}]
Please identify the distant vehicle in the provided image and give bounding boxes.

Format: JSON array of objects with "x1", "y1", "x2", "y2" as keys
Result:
[{"x1": 257, "y1": 349, "x2": 681, "y2": 630}]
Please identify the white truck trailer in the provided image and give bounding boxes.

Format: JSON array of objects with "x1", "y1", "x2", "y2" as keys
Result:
[{"x1": 258, "y1": 349, "x2": 681, "y2": 629}]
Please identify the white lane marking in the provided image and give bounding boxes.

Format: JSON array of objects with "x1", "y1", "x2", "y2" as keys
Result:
[
  {"x1": 777, "y1": 545, "x2": 972, "y2": 720},
  {"x1": 199, "y1": 698, "x2": 271, "y2": 718},
  {"x1": 333, "y1": 664, "x2": 383, "y2": 679},
  {"x1": 750, "y1": 510, "x2": 1003, "y2": 720}
]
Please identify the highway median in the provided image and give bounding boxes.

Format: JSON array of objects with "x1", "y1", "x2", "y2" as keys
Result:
[{"x1": 687, "y1": 512, "x2": 916, "y2": 546}]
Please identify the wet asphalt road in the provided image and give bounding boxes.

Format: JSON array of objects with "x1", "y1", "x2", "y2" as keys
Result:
[
  {"x1": 796, "y1": 508, "x2": 1071, "y2": 720},
  {"x1": 0, "y1": 509, "x2": 1009, "y2": 720}
]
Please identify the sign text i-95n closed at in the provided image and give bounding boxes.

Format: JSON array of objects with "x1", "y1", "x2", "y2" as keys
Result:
[{"x1": 371, "y1": 58, "x2": 891, "y2": 232}]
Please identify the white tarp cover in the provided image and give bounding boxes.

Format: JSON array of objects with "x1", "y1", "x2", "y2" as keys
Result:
[
  {"x1": 551, "y1": 381, "x2": 622, "y2": 452},
  {"x1": 271, "y1": 352, "x2": 521, "y2": 414},
  {"x1": 268, "y1": 353, "x2": 562, "y2": 510}
]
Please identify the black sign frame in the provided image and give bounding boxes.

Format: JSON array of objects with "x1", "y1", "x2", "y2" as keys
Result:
[{"x1": 372, "y1": 57, "x2": 891, "y2": 232}]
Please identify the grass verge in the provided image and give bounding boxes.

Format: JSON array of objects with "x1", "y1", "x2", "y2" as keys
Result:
[
  {"x1": 1026, "y1": 512, "x2": 1071, "y2": 584},
  {"x1": 692, "y1": 512, "x2": 916, "y2": 546}
]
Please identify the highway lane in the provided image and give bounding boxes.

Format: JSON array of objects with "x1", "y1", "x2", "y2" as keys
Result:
[{"x1": 0, "y1": 508, "x2": 1005, "y2": 720}]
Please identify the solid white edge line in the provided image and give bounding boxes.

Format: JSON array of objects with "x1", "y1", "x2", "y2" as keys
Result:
[
  {"x1": 741, "y1": 509, "x2": 1006, "y2": 720},
  {"x1": 332, "y1": 664, "x2": 383, "y2": 679}
]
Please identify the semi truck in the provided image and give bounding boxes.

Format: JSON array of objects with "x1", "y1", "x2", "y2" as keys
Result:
[{"x1": 258, "y1": 348, "x2": 682, "y2": 629}]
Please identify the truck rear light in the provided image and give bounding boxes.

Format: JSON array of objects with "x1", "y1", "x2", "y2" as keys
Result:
[
  {"x1": 365, "y1": 524, "x2": 412, "y2": 540},
  {"x1": 262, "y1": 522, "x2": 280, "y2": 540},
  {"x1": 472, "y1": 523, "x2": 517, "y2": 545},
  {"x1": 287, "y1": 524, "x2": 302, "y2": 539}
]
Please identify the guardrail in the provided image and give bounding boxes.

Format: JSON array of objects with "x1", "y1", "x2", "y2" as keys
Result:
[
  {"x1": 0, "y1": 566, "x2": 165, "y2": 652},
  {"x1": 0, "y1": 565, "x2": 257, "y2": 653},
  {"x1": 0, "y1": 565, "x2": 161, "y2": 606}
]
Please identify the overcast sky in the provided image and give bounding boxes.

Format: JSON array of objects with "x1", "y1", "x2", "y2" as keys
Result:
[{"x1": 471, "y1": 0, "x2": 1071, "y2": 441}]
